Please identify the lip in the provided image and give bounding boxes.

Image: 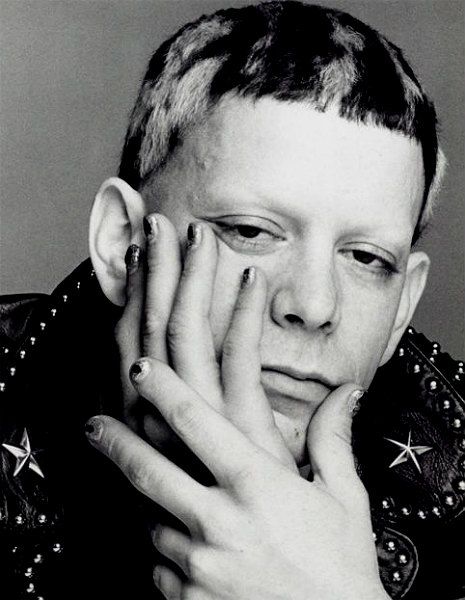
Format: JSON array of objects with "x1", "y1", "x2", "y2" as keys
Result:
[
  {"x1": 261, "y1": 366, "x2": 335, "y2": 403},
  {"x1": 262, "y1": 365, "x2": 336, "y2": 388}
]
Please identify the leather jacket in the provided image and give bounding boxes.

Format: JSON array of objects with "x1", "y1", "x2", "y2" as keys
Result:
[{"x1": 0, "y1": 260, "x2": 464, "y2": 600}]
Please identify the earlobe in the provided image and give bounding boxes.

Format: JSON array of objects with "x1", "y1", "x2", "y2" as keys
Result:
[
  {"x1": 89, "y1": 177, "x2": 145, "y2": 306},
  {"x1": 380, "y1": 251, "x2": 430, "y2": 365}
]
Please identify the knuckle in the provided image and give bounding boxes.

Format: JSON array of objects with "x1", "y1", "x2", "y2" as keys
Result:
[
  {"x1": 125, "y1": 461, "x2": 153, "y2": 494},
  {"x1": 185, "y1": 548, "x2": 207, "y2": 582},
  {"x1": 167, "y1": 313, "x2": 190, "y2": 346},
  {"x1": 169, "y1": 400, "x2": 199, "y2": 437}
]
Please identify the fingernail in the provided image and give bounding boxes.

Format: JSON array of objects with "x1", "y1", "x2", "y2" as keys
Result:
[
  {"x1": 130, "y1": 358, "x2": 150, "y2": 381},
  {"x1": 187, "y1": 222, "x2": 201, "y2": 249},
  {"x1": 143, "y1": 215, "x2": 158, "y2": 241},
  {"x1": 124, "y1": 244, "x2": 140, "y2": 273},
  {"x1": 348, "y1": 389, "x2": 364, "y2": 416},
  {"x1": 84, "y1": 417, "x2": 103, "y2": 442},
  {"x1": 241, "y1": 266, "x2": 255, "y2": 288}
]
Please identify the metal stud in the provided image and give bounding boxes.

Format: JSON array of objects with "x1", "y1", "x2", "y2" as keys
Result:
[
  {"x1": 37, "y1": 513, "x2": 47, "y2": 524},
  {"x1": 39, "y1": 322, "x2": 46, "y2": 331},
  {"x1": 407, "y1": 327, "x2": 414, "y2": 335},
  {"x1": 455, "y1": 480, "x2": 465, "y2": 492},
  {"x1": 397, "y1": 554, "x2": 408, "y2": 565},
  {"x1": 0, "y1": 382, "x2": 5, "y2": 392},
  {"x1": 33, "y1": 553, "x2": 43, "y2": 564},
  {"x1": 458, "y1": 366, "x2": 464, "y2": 375},
  {"x1": 76, "y1": 281, "x2": 81, "y2": 290},
  {"x1": 62, "y1": 294, "x2": 68, "y2": 303},
  {"x1": 10, "y1": 367, "x2": 16, "y2": 376},
  {"x1": 459, "y1": 438, "x2": 465, "y2": 450},
  {"x1": 26, "y1": 582, "x2": 34, "y2": 593},
  {"x1": 29, "y1": 336, "x2": 36, "y2": 346},
  {"x1": 50, "y1": 308, "x2": 57, "y2": 317},
  {"x1": 442, "y1": 399, "x2": 451, "y2": 410},
  {"x1": 429, "y1": 356, "x2": 436, "y2": 363},
  {"x1": 372, "y1": 532, "x2": 377, "y2": 541},
  {"x1": 392, "y1": 571, "x2": 402, "y2": 582},
  {"x1": 90, "y1": 269, "x2": 95, "y2": 277},
  {"x1": 432, "y1": 506, "x2": 442, "y2": 517},
  {"x1": 445, "y1": 494, "x2": 455, "y2": 506},
  {"x1": 401, "y1": 506, "x2": 411, "y2": 516},
  {"x1": 455, "y1": 374, "x2": 461, "y2": 381},
  {"x1": 452, "y1": 418, "x2": 462, "y2": 430},
  {"x1": 3, "y1": 347, "x2": 9, "y2": 354},
  {"x1": 398, "y1": 348, "x2": 405, "y2": 357},
  {"x1": 413, "y1": 364, "x2": 421, "y2": 374},
  {"x1": 52, "y1": 542, "x2": 62, "y2": 553},
  {"x1": 19, "y1": 350, "x2": 26, "y2": 359},
  {"x1": 460, "y1": 458, "x2": 465, "y2": 470},
  {"x1": 15, "y1": 515, "x2": 24, "y2": 525},
  {"x1": 385, "y1": 540, "x2": 396, "y2": 552},
  {"x1": 382, "y1": 498, "x2": 392, "y2": 510},
  {"x1": 417, "y1": 509, "x2": 427, "y2": 519},
  {"x1": 428, "y1": 379, "x2": 438, "y2": 391},
  {"x1": 11, "y1": 546, "x2": 18, "y2": 553},
  {"x1": 24, "y1": 567, "x2": 33, "y2": 578}
]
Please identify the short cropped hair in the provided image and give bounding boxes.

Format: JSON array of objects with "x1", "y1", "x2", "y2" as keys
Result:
[{"x1": 119, "y1": 0, "x2": 445, "y2": 243}]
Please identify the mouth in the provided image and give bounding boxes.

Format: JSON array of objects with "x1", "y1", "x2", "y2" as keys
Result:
[{"x1": 261, "y1": 366, "x2": 335, "y2": 404}]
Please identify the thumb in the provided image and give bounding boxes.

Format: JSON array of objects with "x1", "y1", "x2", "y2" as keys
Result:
[{"x1": 307, "y1": 384, "x2": 365, "y2": 499}]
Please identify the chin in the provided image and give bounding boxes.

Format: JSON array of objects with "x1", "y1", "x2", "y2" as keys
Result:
[{"x1": 272, "y1": 409, "x2": 310, "y2": 467}]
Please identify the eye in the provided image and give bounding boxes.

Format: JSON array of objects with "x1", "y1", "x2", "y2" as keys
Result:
[
  {"x1": 342, "y1": 248, "x2": 399, "y2": 278},
  {"x1": 212, "y1": 217, "x2": 284, "y2": 253}
]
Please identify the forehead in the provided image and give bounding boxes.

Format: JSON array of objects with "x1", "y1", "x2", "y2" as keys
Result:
[{"x1": 157, "y1": 97, "x2": 424, "y2": 232}]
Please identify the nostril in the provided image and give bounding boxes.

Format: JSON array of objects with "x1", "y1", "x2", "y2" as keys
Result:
[{"x1": 284, "y1": 313, "x2": 304, "y2": 325}]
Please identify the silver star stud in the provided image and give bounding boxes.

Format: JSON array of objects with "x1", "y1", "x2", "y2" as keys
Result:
[
  {"x1": 2, "y1": 428, "x2": 45, "y2": 478},
  {"x1": 384, "y1": 430, "x2": 432, "y2": 474}
]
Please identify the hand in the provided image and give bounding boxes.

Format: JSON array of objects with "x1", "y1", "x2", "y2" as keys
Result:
[
  {"x1": 87, "y1": 217, "x2": 389, "y2": 598},
  {"x1": 116, "y1": 215, "x2": 294, "y2": 469}
]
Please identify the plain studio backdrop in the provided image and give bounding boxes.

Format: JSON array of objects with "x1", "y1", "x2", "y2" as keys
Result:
[{"x1": 0, "y1": 0, "x2": 463, "y2": 357}]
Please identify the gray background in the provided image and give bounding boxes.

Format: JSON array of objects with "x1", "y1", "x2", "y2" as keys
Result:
[{"x1": 1, "y1": 0, "x2": 463, "y2": 356}]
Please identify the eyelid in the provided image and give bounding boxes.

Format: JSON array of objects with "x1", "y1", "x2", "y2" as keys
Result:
[
  {"x1": 343, "y1": 242, "x2": 398, "y2": 266},
  {"x1": 208, "y1": 214, "x2": 285, "y2": 235}
]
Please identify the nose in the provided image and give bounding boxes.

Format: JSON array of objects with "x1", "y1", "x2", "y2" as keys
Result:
[{"x1": 270, "y1": 248, "x2": 340, "y2": 334}]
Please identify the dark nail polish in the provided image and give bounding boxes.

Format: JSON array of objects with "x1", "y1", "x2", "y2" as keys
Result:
[
  {"x1": 143, "y1": 215, "x2": 157, "y2": 240},
  {"x1": 124, "y1": 244, "x2": 140, "y2": 273},
  {"x1": 130, "y1": 359, "x2": 148, "y2": 380},
  {"x1": 241, "y1": 267, "x2": 255, "y2": 288},
  {"x1": 348, "y1": 389, "x2": 365, "y2": 416},
  {"x1": 187, "y1": 223, "x2": 200, "y2": 248},
  {"x1": 84, "y1": 417, "x2": 103, "y2": 441}
]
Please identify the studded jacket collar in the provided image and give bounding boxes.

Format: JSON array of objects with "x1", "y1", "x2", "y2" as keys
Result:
[{"x1": 0, "y1": 260, "x2": 464, "y2": 600}]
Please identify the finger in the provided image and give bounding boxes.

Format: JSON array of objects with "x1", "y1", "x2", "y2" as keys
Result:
[
  {"x1": 153, "y1": 525, "x2": 197, "y2": 578},
  {"x1": 154, "y1": 566, "x2": 216, "y2": 600},
  {"x1": 307, "y1": 385, "x2": 367, "y2": 502},
  {"x1": 130, "y1": 359, "x2": 269, "y2": 486},
  {"x1": 168, "y1": 222, "x2": 220, "y2": 404},
  {"x1": 222, "y1": 267, "x2": 294, "y2": 469},
  {"x1": 115, "y1": 244, "x2": 144, "y2": 426},
  {"x1": 143, "y1": 213, "x2": 182, "y2": 361},
  {"x1": 153, "y1": 564, "x2": 183, "y2": 600},
  {"x1": 85, "y1": 415, "x2": 209, "y2": 527}
]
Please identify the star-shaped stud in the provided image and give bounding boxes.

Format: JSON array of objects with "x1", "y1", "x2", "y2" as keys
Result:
[
  {"x1": 384, "y1": 430, "x2": 432, "y2": 474},
  {"x1": 2, "y1": 429, "x2": 44, "y2": 478}
]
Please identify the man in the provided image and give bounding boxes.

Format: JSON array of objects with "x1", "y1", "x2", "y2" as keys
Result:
[{"x1": 1, "y1": 2, "x2": 463, "y2": 599}]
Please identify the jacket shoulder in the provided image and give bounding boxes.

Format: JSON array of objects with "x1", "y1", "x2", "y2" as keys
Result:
[{"x1": 0, "y1": 294, "x2": 49, "y2": 350}]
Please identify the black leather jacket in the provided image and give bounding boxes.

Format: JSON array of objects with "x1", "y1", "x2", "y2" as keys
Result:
[{"x1": 1, "y1": 260, "x2": 464, "y2": 600}]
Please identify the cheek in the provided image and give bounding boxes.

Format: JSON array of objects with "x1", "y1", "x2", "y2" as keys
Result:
[{"x1": 341, "y1": 275, "x2": 403, "y2": 385}]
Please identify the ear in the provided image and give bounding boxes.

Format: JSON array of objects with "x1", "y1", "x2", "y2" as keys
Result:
[
  {"x1": 379, "y1": 251, "x2": 430, "y2": 365},
  {"x1": 89, "y1": 177, "x2": 146, "y2": 306}
]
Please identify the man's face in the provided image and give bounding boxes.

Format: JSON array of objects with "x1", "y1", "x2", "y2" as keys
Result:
[{"x1": 146, "y1": 97, "x2": 424, "y2": 463}]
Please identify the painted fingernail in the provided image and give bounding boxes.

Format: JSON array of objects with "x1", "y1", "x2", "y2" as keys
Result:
[
  {"x1": 130, "y1": 358, "x2": 150, "y2": 381},
  {"x1": 143, "y1": 215, "x2": 158, "y2": 241},
  {"x1": 348, "y1": 389, "x2": 365, "y2": 416},
  {"x1": 187, "y1": 222, "x2": 201, "y2": 249},
  {"x1": 84, "y1": 417, "x2": 103, "y2": 442},
  {"x1": 241, "y1": 266, "x2": 255, "y2": 288},
  {"x1": 124, "y1": 244, "x2": 141, "y2": 273}
]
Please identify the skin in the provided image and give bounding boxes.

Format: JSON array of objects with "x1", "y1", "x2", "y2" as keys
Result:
[{"x1": 87, "y1": 97, "x2": 430, "y2": 598}]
